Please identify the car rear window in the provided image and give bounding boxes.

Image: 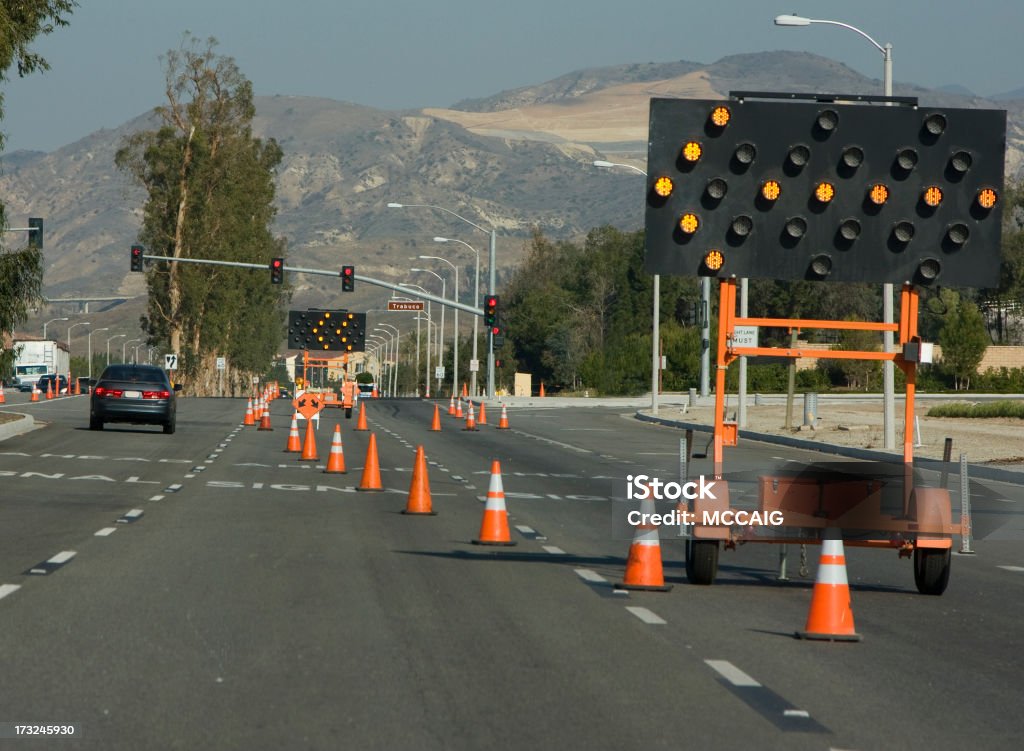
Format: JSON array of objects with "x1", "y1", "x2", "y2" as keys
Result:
[{"x1": 100, "y1": 366, "x2": 168, "y2": 384}]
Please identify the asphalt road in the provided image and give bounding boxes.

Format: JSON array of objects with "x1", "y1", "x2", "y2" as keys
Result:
[{"x1": 0, "y1": 393, "x2": 1022, "y2": 749}]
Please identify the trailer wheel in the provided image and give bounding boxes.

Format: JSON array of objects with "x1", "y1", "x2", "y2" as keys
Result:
[
  {"x1": 913, "y1": 548, "x2": 951, "y2": 596},
  {"x1": 686, "y1": 540, "x2": 720, "y2": 585}
]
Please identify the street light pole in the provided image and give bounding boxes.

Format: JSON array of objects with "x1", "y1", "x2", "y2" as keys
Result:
[
  {"x1": 377, "y1": 323, "x2": 400, "y2": 397},
  {"x1": 87, "y1": 328, "x2": 108, "y2": 380},
  {"x1": 67, "y1": 322, "x2": 90, "y2": 374},
  {"x1": 420, "y1": 255, "x2": 459, "y2": 399},
  {"x1": 774, "y1": 13, "x2": 896, "y2": 450},
  {"x1": 43, "y1": 317, "x2": 69, "y2": 340},
  {"x1": 123, "y1": 338, "x2": 140, "y2": 363},
  {"x1": 106, "y1": 334, "x2": 125, "y2": 366},
  {"x1": 400, "y1": 283, "x2": 433, "y2": 397},
  {"x1": 413, "y1": 268, "x2": 445, "y2": 396},
  {"x1": 434, "y1": 237, "x2": 480, "y2": 396},
  {"x1": 388, "y1": 202, "x2": 498, "y2": 398}
]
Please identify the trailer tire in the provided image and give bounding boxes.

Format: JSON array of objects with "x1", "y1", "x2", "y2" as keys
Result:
[
  {"x1": 686, "y1": 540, "x2": 720, "y2": 585},
  {"x1": 913, "y1": 547, "x2": 951, "y2": 596}
]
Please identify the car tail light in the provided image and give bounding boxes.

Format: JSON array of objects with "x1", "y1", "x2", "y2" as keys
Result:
[
  {"x1": 94, "y1": 387, "x2": 123, "y2": 398},
  {"x1": 143, "y1": 390, "x2": 170, "y2": 399}
]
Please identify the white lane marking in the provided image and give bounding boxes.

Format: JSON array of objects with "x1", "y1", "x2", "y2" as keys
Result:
[
  {"x1": 562, "y1": 428, "x2": 612, "y2": 431},
  {"x1": 165, "y1": 483, "x2": 183, "y2": 492},
  {"x1": 515, "y1": 525, "x2": 535, "y2": 534},
  {"x1": 543, "y1": 546, "x2": 566, "y2": 555},
  {"x1": 575, "y1": 568, "x2": 606, "y2": 584},
  {"x1": 0, "y1": 584, "x2": 20, "y2": 600},
  {"x1": 116, "y1": 509, "x2": 145, "y2": 523},
  {"x1": 184, "y1": 474, "x2": 195, "y2": 478},
  {"x1": 149, "y1": 495, "x2": 164, "y2": 502},
  {"x1": 705, "y1": 660, "x2": 762, "y2": 687},
  {"x1": 784, "y1": 709, "x2": 811, "y2": 718},
  {"x1": 95, "y1": 527, "x2": 117, "y2": 537},
  {"x1": 48, "y1": 551, "x2": 77, "y2": 565},
  {"x1": 637, "y1": 452, "x2": 678, "y2": 456},
  {"x1": 626, "y1": 606, "x2": 666, "y2": 625},
  {"x1": 997, "y1": 565, "x2": 1024, "y2": 572},
  {"x1": 510, "y1": 429, "x2": 592, "y2": 454}
]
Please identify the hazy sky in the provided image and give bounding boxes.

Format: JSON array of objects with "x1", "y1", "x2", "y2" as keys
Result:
[{"x1": 2, "y1": 0, "x2": 1022, "y2": 153}]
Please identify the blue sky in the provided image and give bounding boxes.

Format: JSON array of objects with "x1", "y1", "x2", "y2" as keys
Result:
[{"x1": 2, "y1": 0, "x2": 1023, "y2": 153}]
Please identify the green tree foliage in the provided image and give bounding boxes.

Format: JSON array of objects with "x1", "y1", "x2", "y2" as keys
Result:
[
  {"x1": 502, "y1": 227, "x2": 699, "y2": 395},
  {"x1": 0, "y1": 1, "x2": 76, "y2": 372},
  {"x1": 939, "y1": 300, "x2": 989, "y2": 390},
  {"x1": 115, "y1": 35, "x2": 286, "y2": 395}
]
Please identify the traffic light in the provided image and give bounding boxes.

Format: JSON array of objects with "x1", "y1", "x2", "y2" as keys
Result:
[
  {"x1": 644, "y1": 96, "x2": 1006, "y2": 287},
  {"x1": 130, "y1": 244, "x2": 144, "y2": 272},
  {"x1": 287, "y1": 310, "x2": 367, "y2": 352},
  {"x1": 341, "y1": 265, "x2": 355, "y2": 292},
  {"x1": 484, "y1": 295, "x2": 499, "y2": 327},
  {"x1": 27, "y1": 217, "x2": 43, "y2": 250},
  {"x1": 270, "y1": 257, "x2": 284, "y2": 284}
]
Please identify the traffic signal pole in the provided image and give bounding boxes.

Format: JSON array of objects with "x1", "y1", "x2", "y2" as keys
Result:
[{"x1": 134, "y1": 253, "x2": 483, "y2": 317}]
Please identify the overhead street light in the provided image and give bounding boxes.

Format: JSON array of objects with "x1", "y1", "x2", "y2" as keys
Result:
[
  {"x1": 87, "y1": 327, "x2": 109, "y2": 380},
  {"x1": 388, "y1": 201, "x2": 498, "y2": 398},
  {"x1": 106, "y1": 334, "x2": 126, "y2": 366},
  {"x1": 773, "y1": 12, "x2": 896, "y2": 449},
  {"x1": 434, "y1": 236, "x2": 481, "y2": 397},
  {"x1": 419, "y1": 254, "x2": 459, "y2": 399},
  {"x1": 412, "y1": 267, "x2": 446, "y2": 396},
  {"x1": 43, "y1": 317, "x2": 68, "y2": 340}
]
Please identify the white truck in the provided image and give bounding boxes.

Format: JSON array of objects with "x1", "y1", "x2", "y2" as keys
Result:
[{"x1": 11, "y1": 339, "x2": 71, "y2": 391}]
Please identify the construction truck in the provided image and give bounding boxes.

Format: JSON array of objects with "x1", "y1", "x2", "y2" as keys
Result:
[{"x1": 11, "y1": 339, "x2": 71, "y2": 391}]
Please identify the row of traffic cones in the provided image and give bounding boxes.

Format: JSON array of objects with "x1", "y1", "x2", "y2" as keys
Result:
[
  {"x1": 617, "y1": 490, "x2": 860, "y2": 640},
  {"x1": 431, "y1": 400, "x2": 510, "y2": 432}
]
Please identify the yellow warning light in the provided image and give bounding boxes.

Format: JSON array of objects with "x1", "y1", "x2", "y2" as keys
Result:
[
  {"x1": 317, "y1": 335, "x2": 325, "y2": 342},
  {"x1": 347, "y1": 313, "x2": 355, "y2": 319},
  {"x1": 868, "y1": 184, "x2": 889, "y2": 205},
  {"x1": 923, "y1": 186, "x2": 943, "y2": 207},
  {"x1": 679, "y1": 213, "x2": 699, "y2": 234},
  {"x1": 977, "y1": 188, "x2": 998, "y2": 209},
  {"x1": 324, "y1": 312, "x2": 332, "y2": 319},
  {"x1": 653, "y1": 176, "x2": 674, "y2": 197},
  {"x1": 761, "y1": 180, "x2": 781, "y2": 201},
  {"x1": 682, "y1": 141, "x2": 703, "y2": 162},
  {"x1": 814, "y1": 182, "x2": 835, "y2": 203},
  {"x1": 703, "y1": 249, "x2": 725, "y2": 271},
  {"x1": 710, "y1": 106, "x2": 731, "y2": 127}
]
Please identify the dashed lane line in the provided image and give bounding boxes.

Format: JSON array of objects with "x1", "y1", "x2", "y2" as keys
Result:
[{"x1": 626, "y1": 606, "x2": 667, "y2": 625}]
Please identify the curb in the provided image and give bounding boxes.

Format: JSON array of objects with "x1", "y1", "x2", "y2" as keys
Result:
[
  {"x1": 635, "y1": 410, "x2": 1024, "y2": 485},
  {"x1": 0, "y1": 413, "x2": 36, "y2": 443}
]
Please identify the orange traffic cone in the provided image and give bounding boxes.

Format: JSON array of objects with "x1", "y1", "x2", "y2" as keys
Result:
[
  {"x1": 324, "y1": 424, "x2": 347, "y2": 473},
  {"x1": 402, "y1": 445, "x2": 436, "y2": 515},
  {"x1": 46, "y1": 380, "x2": 54, "y2": 400},
  {"x1": 461, "y1": 382, "x2": 468, "y2": 397},
  {"x1": 497, "y1": 403, "x2": 510, "y2": 430},
  {"x1": 477, "y1": 401, "x2": 487, "y2": 425},
  {"x1": 472, "y1": 460, "x2": 516, "y2": 546},
  {"x1": 357, "y1": 433, "x2": 384, "y2": 491},
  {"x1": 258, "y1": 406, "x2": 273, "y2": 431},
  {"x1": 617, "y1": 488, "x2": 672, "y2": 591},
  {"x1": 298, "y1": 419, "x2": 319, "y2": 462},
  {"x1": 796, "y1": 530, "x2": 861, "y2": 641},
  {"x1": 73, "y1": 378, "x2": 81, "y2": 395},
  {"x1": 243, "y1": 398, "x2": 255, "y2": 426},
  {"x1": 0, "y1": 383, "x2": 5, "y2": 404},
  {"x1": 455, "y1": 399, "x2": 463, "y2": 419},
  {"x1": 355, "y1": 401, "x2": 369, "y2": 431},
  {"x1": 463, "y1": 402, "x2": 477, "y2": 431},
  {"x1": 30, "y1": 385, "x2": 39, "y2": 402},
  {"x1": 539, "y1": 382, "x2": 546, "y2": 397},
  {"x1": 284, "y1": 415, "x2": 302, "y2": 452},
  {"x1": 372, "y1": 386, "x2": 378, "y2": 399},
  {"x1": 447, "y1": 395, "x2": 456, "y2": 415},
  {"x1": 254, "y1": 395, "x2": 264, "y2": 422},
  {"x1": 429, "y1": 404, "x2": 442, "y2": 432}
]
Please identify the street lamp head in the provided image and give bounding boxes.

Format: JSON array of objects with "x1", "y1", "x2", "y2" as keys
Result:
[
  {"x1": 387, "y1": 202, "x2": 404, "y2": 208},
  {"x1": 433, "y1": 236, "x2": 450, "y2": 243},
  {"x1": 774, "y1": 14, "x2": 812, "y2": 26},
  {"x1": 593, "y1": 160, "x2": 615, "y2": 168}
]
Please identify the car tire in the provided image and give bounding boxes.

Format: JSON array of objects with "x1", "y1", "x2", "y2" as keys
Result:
[
  {"x1": 90, "y1": 417, "x2": 103, "y2": 431},
  {"x1": 163, "y1": 419, "x2": 176, "y2": 435}
]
